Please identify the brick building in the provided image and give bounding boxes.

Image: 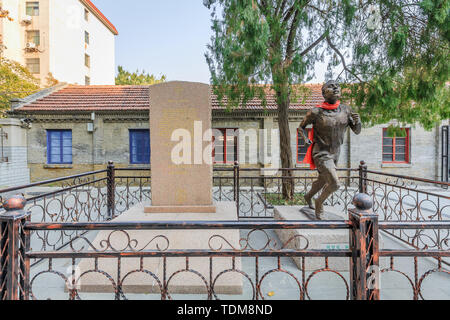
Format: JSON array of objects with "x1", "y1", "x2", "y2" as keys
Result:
[{"x1": 6, "y1": 83, "x2": 449, "y2": 184}]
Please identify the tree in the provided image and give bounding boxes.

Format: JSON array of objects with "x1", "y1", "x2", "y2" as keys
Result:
[
  {"x1": 0, "y1": 7, "x2": 40, "y2": 116},
  {"x1": 204, "y1": 0, "x2": 450, "y2": 199},
  {"x1": 0, "y1": 58, "x2": 40, "y2": 116},
  {"x1": 115, "y1": 66, "x2": 166, "y2": 85},
  {"x1": 0, "y1": 6, "x2": 13, "y2": 22}
]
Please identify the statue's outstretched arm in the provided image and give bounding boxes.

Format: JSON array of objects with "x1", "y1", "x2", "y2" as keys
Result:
[{"x1": 298, "y1": 110, "x2": 314, "y2": 145}]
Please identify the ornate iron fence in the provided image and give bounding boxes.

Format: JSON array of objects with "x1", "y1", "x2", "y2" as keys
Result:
[
  {"x1": 361, "y1": 165, "x2": 450, "y2": 250},
  {"x1": 226, "y1": 166, "x2": 359, "y2": 218},
  {"x1": 1, "y1": 161, "x2": 449, "y2": 254},
  {"x1": 0, "y1": 194, "x2": 449, "y2": 300},
  {"x1": 104, "y1": 164, "x2": 360, "y2": 219},
  {"x1": 0, "y1": 168, "x2": 109, "y2": 260},
  {"x1": 113, "y1": 165, "x2": 151, "y2": 215}
]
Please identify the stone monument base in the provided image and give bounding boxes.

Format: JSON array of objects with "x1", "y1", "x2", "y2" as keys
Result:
[
  {"x1": 299, "y1": 206, "x2": 346, "y2": 221},
  {"x1": 75, "y1": 201, "x2": 242, "y2": 295},
  {"x1": 144, "y1": 205, "x2": 216, "y2": 214},
  {"x1": 274, "y1": 205, "x2": 350, "y2": 271}
]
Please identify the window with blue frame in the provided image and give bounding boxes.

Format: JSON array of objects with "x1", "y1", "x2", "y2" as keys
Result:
[
  {"x1": 129, "y1": 129, "x2": 150, "y2": 164},
  {"x1": 47, "y1": 130, "x2": 72, "y2": 164}
]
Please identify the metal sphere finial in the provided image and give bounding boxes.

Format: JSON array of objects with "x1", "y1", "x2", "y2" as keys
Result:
[
  {"x1": 2, "y1": 194, "x2": 27, "y2": 211},
  {"x1": 352, "y1": 193, "x2": 373, "y2": 210}
]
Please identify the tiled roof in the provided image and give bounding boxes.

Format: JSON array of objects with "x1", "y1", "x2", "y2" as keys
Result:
[
  {"x1": 17, "y1": 84, "x2": 324, "y2": 112},
  {"x1": 211, "y1": 84, "x2": 323, "y2": 110},
  {"x1": 81, "y1": 0, "x2": 118, "y2": 35},
  {"x1": 18, "y1": 86, "x2": 149, "y2": 111}
]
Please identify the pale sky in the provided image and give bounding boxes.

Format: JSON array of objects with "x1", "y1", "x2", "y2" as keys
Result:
[{"x1": 94, "y1": 0, "x2": 327, "y2": 84}]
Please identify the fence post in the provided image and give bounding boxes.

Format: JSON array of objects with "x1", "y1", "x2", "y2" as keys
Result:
[
  {"x1": 107, "y1": 161, "x2": 115, "y2": 220},
  {"x1": 234, "y1": 161, "x2": 240, "y2": 216},
  {"x1": 358, "y1": 160, "x2": 368, "y2": 194},
  {"x1": 349, "y1": 193, "x2": 380, "y2": 300},
  {"x1": 0, "y1": 195, "x2": 31, "y2": 300}
]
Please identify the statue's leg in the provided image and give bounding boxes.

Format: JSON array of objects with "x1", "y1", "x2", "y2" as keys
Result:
[
  {"x1": 304, "y1": 173, "x2": 326, "y2": 210},
  {"x1": 314, "y1": 161, "x2": 340, "y2": 219}
]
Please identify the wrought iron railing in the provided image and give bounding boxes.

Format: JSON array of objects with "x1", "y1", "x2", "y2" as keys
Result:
[
  {"x1": 0, "y1": 194, "x2": 448, "y2": 300},
  {"x1": 362, "y1": 166, "x2": 450, "y2": 250},
  {"x1": 1, "y1": 161, "x2": 449, "y2": 253},
  {"x1": 0, "y1": 169, "x2": 109, "y2": 260}
]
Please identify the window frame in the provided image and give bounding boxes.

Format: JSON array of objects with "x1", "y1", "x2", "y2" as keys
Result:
[
  {"x1": 129, "y1": 129, "x2": 151, "y2": 165},
  {"x1": 85, "y1": 76, "x2": 90, "y2": 85},
  {"x1": 26, "y1": 58, "x2": 40, "y2": 74},
  {"x1": 85, "y1": 31, "x2": 90, "y2": 45},
  {"x1": 26, "y1": 30, "x2": 40, "y2": 46},
  {"x1": 84, "y1": 8, "x2": 89, "y2": 21},
  {"x1": 382, "y1": 128, "x2": 410, "y2": 164},
  {"x1": 296, "y1": 128, "x2": 311, "y2": 164},
  {"x1": 26, "y1": 1, "x2": 39, "y2": 16},
  {"x1": 85, "y1": 54, "x2": 90, "y2": 68},
  {"x1": 213, "y1": 128, "x2": 238, "y2": 165},
  {"x1": 47, "y1": 130, "x2": 72, "y2": 165}
]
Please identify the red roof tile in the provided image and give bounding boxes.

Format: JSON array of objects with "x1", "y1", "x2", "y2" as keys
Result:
[
  {"x1": 17, "y1": 84, "x2": 324, "y2": 112},
  {"x1": 211, "y1": 84, "x2": 323, "y2": 110}
]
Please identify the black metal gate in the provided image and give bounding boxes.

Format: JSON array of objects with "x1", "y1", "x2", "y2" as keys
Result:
[{"x1": 442, "y1": 125, "x2": 449, "y2": 183}]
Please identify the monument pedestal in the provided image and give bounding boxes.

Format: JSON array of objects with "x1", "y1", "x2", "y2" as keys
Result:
[
  {"x1": 76, "y1": 202, "x2": 242, "y2": 295},
  {"x1": 274, "y1": 206, "x2": 350, "y2": 271}
]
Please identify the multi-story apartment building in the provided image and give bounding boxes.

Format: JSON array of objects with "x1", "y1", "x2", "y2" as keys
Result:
[{"x1": 0, "y1": 0, "x2": 117, "y2": 85}]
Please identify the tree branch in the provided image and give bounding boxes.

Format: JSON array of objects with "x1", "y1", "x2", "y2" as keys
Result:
[
  {"x1": 306, "y1": 4, "x2": 327, "y2": 16},
  {"x1": 275, "y1": 0, "x2": 288, "y2": 17},
  {"x1": 283, "y1": 5, "x2": 296, "y2": 25},
  {"x1": 298, "y1": 30, "x2": 328, "y2": 56},
  {"x1": 285, "y1": 9, "x2": 301, "y2": 60},
  {"x1": 283, "y1": 0, "x2": 311, "y2": 25},
  {"x1": 326, "y1": 36, "x2": 363, "y2": 82}
]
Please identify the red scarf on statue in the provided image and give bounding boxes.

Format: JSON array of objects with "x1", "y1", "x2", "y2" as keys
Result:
[{"x1": 302, "y1": 101, "x2": 341, "y2": 170}]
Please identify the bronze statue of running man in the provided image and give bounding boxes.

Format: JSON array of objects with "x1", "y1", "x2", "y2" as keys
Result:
[{"x1": 298, "y1": 80, "x2": 362, "y2": 219}]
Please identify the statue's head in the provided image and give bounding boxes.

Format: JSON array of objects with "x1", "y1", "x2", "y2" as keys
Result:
[{"x1": 322, "y1": 80, "x2": 341, "y2": 103}]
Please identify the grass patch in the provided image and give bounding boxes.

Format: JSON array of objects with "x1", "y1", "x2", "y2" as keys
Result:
[{"x1": 264, "y1": 193, "x2": 306, "y2": 206}]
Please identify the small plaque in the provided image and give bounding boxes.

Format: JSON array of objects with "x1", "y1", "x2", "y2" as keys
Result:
[{"x1": 321, "y1": 243, "x2": 349, "y2": 250}]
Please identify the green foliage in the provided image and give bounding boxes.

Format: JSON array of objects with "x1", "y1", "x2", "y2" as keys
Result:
[
  {"x1": 264, "y1": 193, "x2": 306, "y2": 206},
  {"x1": 0, "y1": 58, "x2": 40, "y2": 117},
  {"x1": 205, "y1": 0, "x2": 450, "y2": 130},
  {"x1": 115, "y1": 66, "x2": 166, "y2": 85}
]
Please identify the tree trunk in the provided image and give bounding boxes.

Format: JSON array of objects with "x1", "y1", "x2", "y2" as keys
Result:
[{"x1": 277, "y1": 89, "x2": 294, "y2": 200}]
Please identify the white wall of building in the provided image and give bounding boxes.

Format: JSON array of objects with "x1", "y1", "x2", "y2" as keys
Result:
[
  {"x1": 0, "y1": 118, "x2": 30, "y2": 188},
  {"x1": 85, "y1": 4, "x2": 115, "y2": 85},
  {"x1": 1, "y1": 0, "x2": 26, "y2": 63},
  {"x1": 49, "y1": 0, "x2": 115, "y2": 85},
  {"x1": 1, "y1": 0, "x2": 116, "y2": 85},
  {"x1": 49, "y1": 0, "x2": 85, "y2": 84}
]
